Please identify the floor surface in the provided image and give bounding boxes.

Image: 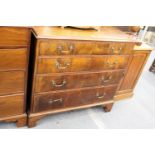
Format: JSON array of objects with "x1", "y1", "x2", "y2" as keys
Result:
[{"x1": 0, "y1": 47, "x2": 155, "y2": 129}]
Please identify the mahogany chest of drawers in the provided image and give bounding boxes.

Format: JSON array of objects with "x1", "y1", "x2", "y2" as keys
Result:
[
  {"x1": 28, "y1": 27, "x2": 140, "y2": 127},
  {"x1": 0, "y1": 27, "x2": 30, "y2": 127}
]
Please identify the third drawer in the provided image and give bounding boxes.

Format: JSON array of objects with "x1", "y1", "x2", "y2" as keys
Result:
[{"x1": 35, "y1": 70, "x2": 124, "y2": 93}]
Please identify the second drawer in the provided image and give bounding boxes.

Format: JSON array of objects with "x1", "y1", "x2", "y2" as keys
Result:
[
  {"x1": 37, "y1": 55, "x2": 129, "y2": 74},
  {"x1": 35, "y1": 70, "x2": 124, "y2": 93},
  {"x1": 0, "y1": 48, "x2": 27, "y2": 71},
  {"x1": 0, "y1": 71, "x2": 25, "y2": 95}
]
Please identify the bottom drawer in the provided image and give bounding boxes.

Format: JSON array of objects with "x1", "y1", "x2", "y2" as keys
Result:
[
  {"x1": 33, "y1": 85, "x2": 117, "y2": 113},
  {"x1": 0, "y1": 94, "x2": 24, "y2": 118}
]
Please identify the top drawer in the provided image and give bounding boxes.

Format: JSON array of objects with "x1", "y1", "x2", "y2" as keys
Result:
[
  {"x1": 0, "y1": 27, "x2": 30, "y2": 47},
  {"x1": 38, "y1": 40, "x2": 134, "y2": 56}
]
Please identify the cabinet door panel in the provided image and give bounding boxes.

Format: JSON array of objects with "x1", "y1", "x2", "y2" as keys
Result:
[{"x1": 119, "y1": 53, "x2": 148, "y2": 91}]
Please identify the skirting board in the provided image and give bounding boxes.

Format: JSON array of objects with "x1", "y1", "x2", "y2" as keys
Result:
[{"x1": 114, "y1": 92, "x2": 134, "y2": 101}]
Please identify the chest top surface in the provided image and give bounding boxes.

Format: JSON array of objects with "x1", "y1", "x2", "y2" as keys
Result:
[{"x1": 32, "y1": 26, "x2": 141, "y2": 43}]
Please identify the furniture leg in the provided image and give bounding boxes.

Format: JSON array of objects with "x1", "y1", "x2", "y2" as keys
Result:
[
  {"x1": 16, "y1": 116, "x2": 27, "y2": 127},
  {"x1": 103, "y1": 102, "x2": 114, "y2": 112},
  {"x1": 28, "y1": 115, "x2": 43, "y2": 128}
]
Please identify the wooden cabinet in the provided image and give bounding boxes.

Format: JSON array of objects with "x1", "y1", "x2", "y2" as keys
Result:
[
  {"x1": 0, "y1": 27, "x2": 30, "y2": 127},
  {"x1": 115, "y1": 43, "x2": 152, "y2": 100},
  {"x1": 28, "y1": 26, "x2": 140, "y2": 127}
]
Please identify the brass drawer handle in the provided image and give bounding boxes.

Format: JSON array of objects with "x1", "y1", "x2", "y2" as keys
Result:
[
  {"x1": 57, "y1": 45, "x2": 63, "y2": 54},
  {"x1": 122, "y1": 71, "x2": 126, "y2": 77},
  {"x1": 101, "y1": 75, "x2": 112, "y2": 83},
  {"x1": 96, "y1": 92, "x2": 106, "y2": 99},
  {"x1": 57, "y1": 44, "x2": 75, "y2": 54},
  {"x1": 118, "y1": 47, "x2": 122, "y2": 54},
  {"x1": 113, "y1": 60, "x2": 118, "y2": 64},
  {"x1": 51, "y1": 79, "x2": 66, "y2": 87},
  {"x1": 111, "y1": 47, "x2": 115, "y2": 53},
  {"x1": 69, "y1": 44, "x2": 75, "y2": 53},
  {"x1": 48, "y1": 98, "x2": 63, "y2": 104},
  {"x1": 110, "y1": 47, "x2": 122, "y2": 54},
  {"x1": 106, "y1": 60, "x2": 118, "y2": 68},
  {"x1": 55, "y1": 60, "x2": 71, "y2": 70}
]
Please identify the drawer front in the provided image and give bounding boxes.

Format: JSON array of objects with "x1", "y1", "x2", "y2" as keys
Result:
[
  {"x1": 0, "y1": 94, "x2": 24, "y2": 117},
  {"x1": 37, "y1": 57, "x2": 91, "y2": 74},
  {"x1": 37, "y1": 56, "x2": 129, "y2": 74},
  {"x1": 92, "y1": 55, "x2": 129, "y2": 71},
  {"x1": 0, "y1": 71, "x2": 25, "y2": 95},
  {"x1": 0, "y1": 27, "x2": 30, "y2": 46},
  {"x1": 38, "y1": 40, "x2": 134, "y2": 55},
  {"x1": 35, "y1": 70, "x2": 124, "y2": 93},
  {"x1": 0, "y1": 49, "x2": 27, "y2": 71},
  {"x1": 33, "y1": 86, "x2": 117, "y2": 112}
]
